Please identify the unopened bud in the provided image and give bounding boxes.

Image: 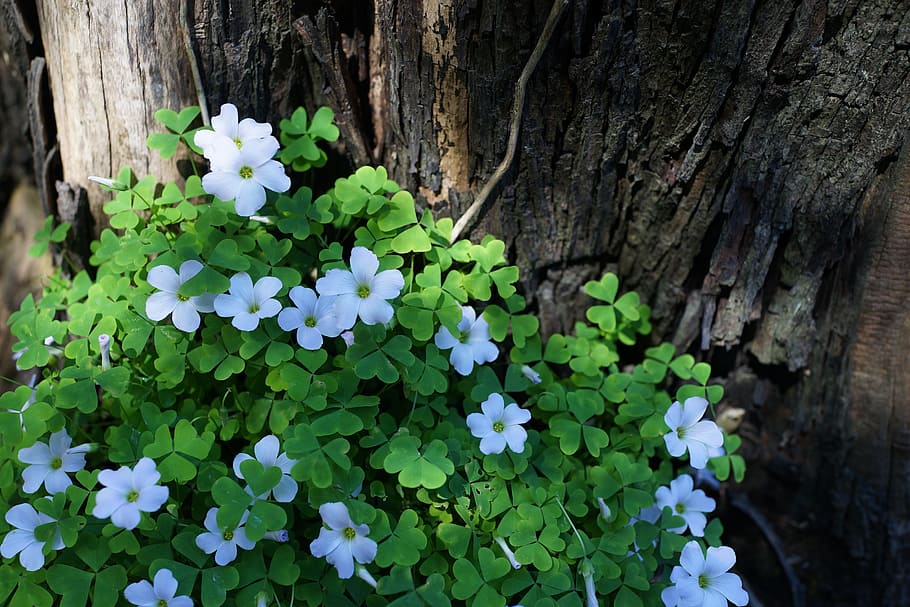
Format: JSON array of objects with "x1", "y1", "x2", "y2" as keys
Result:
[
  {"x1": 341, "y1": 331, "x2": 355, "y2": 347},
  {"x1": 98, "y1": 334, "x2": 111, "y2": 370},
  {"x1": 356, "y1": 565, "x2": 378, "y2": 588},
  {"x1": 596, "y1": 497, "x2": 611, "y2": 521},
  {"x1": 521, "y1": 365, "x2": 542, "y2": 384},
  {"x1": 88, "y1": 175, "x2": 128, "y2": 191},
  {"x1": 264, "y1": 530, "x2": 289, "y2": 542},
  {"x1": 494, "y1": 536, "x2": 521, "y2": 569}
]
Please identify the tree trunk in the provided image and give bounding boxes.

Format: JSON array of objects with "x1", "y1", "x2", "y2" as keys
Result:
[{"x1": 10, "y1": 0, "x2": 910, "y2": 604}]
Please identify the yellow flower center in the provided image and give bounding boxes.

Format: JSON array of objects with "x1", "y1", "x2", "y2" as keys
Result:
[
  {"x1": 356, "y1": 285, "x2": 371, "y2": 299},
  {"x1": 50, "y1": 457, "x2": 63, "y2": 470},
  {"x1": 248, "y1": 303, "x2": 260, "y2": 314},
  {"x1": 343, "y1": 527, "x2": 357, "y2": 540},
  {"x1": 126, "y1": 490, "x2": 140, "y2": 503},
  {"x1": 234, "y1": 137, "x2": 243, "y2": 149},
  {"x1": 493, "y1": 421, "x2": 505, "y2": 433},
  {"x1": 223, "y1": 530, "x2": 234, "y2": 541},
  {"x1": 239, "y1": 166, "x2": 254, "y2": 179},
  {"x1": 305, "y1": 317, "x2": 317, "y2": 328},
  {"x1": 675, "y1": 504, "x2": 685, "y2": 514},
  {"x1": 177, "y1": 294, "x2": 189, "y2": 302}
]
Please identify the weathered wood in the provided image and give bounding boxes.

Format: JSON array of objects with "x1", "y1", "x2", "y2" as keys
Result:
[{"x1": 36, "y1": 0, "x2": 197, "y2": 223}]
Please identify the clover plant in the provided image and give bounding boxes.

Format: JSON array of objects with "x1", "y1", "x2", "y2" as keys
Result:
[{"x1": 1, "y1": 103, "x2": 748, "y2": 607}]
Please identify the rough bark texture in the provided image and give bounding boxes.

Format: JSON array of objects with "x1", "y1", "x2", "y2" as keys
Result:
[
  {"x1": 0, "y1": 1, "x2": 37, "y2": 197},
  {"x1": 13, "y1": 0, "x2": 910, "y2": 604}
]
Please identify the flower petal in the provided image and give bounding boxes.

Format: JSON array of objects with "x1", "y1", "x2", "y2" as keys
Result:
[
  {"x1": 1, "y1": 530, "x2": 35, "y2": 558},
  {"x1": 679, "y1": 541, "x2": 706, "y2": 576},
  {"x1": 470, "y1": 340, "x2": 499, "y2": 365},
  {"x1": 178, "y1": 260, "x2": 204, "y2": 283},
  {"x1": 137, "y1": 485, "x2": 169, "y2": 513},
  {"x1": 256, "y1": 299, "x2": 282, "y2": 320},
  {"x1": 18, "y1": 540, "x2": 46, "y2": 571},
  {"x1": 214, "y1": 294, "x2": 247, "y2": 318},
  {"x1": 351, "y1": 535, "x2": 378, "y2": 564},
  {"x1": 316, "y1": 269, "x2": 357, "y2": 297},
  {"x1": 212, "y1": 103, "x2": 239, "y2": 138},
  {"x1": 237, "y1": 117, "x2": 272, "y2": 140},
  {"x1": 172, "y1": 302, "x2": 202, "y2": 332},
  {"x1": 664, "y1": 402, "x2": 684, "y2": 430},
  {"x1": 449, "y1": 344, "x2": 475, "y2": 376},
  {"x1": 703, "y1": 546, "x2": 737, "y2": 577},
  {"x1": 466, "y1": 412, "x2": 493, "y2": 438},
  {"x1": 350, "y1": 247, "x2": 379, "y2": 286},
  {"x1": 146, "y1": 265, "x2": 180, "y2": 293},
  {"x1": 241, "y1": 137, "x2": 280, "y2": 164},
  {"x1": 320, "y1": 503, "x2": 354, "y2": 530},
  {"x1": 253, "y1": 276, "x2": 283, "y2": 302},
  {"x1": 202, "y1": 170, "x2": 243, "y2": 201},
  {"x1": 18, "y1": 442, "x2": 51, "y2": 465},
  {"x1": 43, "y1": 469, "x2": 73, "y2": 494},
  {"x1": 48, "y1": 430, "x2": 72, "y2": 455},
  {"x1": 133, "y1": 457, "x2": 162, "y2": 488},
  {"x1": 5, "y1": 504, "x2": 41, "y2": 530},
  {"x1": 232, "y1": 312, "x2": 260, "y2": 332},
  {"x1": 254, "y1": 436, "x2": 280, "y2": 467},
  {"x1": 215, "y1": 540, "x2": 239, "y2": 566},
  {"x1": 481, "y1": 393, "x2": 505, "y2": 420},
  {"x1": 310, "y1": 527, "x2": 344, "y2": 558},
  {"x1": 110, "y1": 503, "x2": 141, "y2": 530},
  {"x1": 479, "y1": 432, "x2": 507, "y2": 455},
  {"x1": 124, "y1": 580, "x2": 157, "y2": 607},
  {"x1": 369, "y1": 269, "x2": 404, "y2": 300},
  {"x1": 296, "y1": 326, "x2": 324, "y2": 350},
  {"x1": 502, "y1": 403, "x2": 531, "y2": 426},
  {"x1": 357, "y1": 297, "x2": 394, "y2": 325},
  {"x1": 288, "y1": 286, "x2": 317, "y2": 313},
  {"x1": 434, "y1": 327, "x2": 459, "y2": 350},
  {"x1": 682, "y1": 512, "x2": 707, "y2": 537},
  {"x1": 253, "y1": 160, "x2": 291, "y2": 193},
  {"x1": 272, "y1": 474, "x2": 298, "y2": 503},
  {"x1": 663, "y1": 432, "x2": 686, "y2": 457},
  {"x1": 688, "y1": 420, "x2": 724, "y2": 448},
  {"x1": 503, "y1": 426, "x2": 528, "y2": 453},
  {"x1": 681, "y1": 397, "x2": 709, "y2": 427},
  {"x1": 233, "y1": 453, "x2": 253, "y2": 479},
  {"x1": 146, "y1": 292, "x2": 178, "y2": 321},
  {"x1": 153, "y1": 568, "x2": 179, "y2": 600},
  {"x1": 709, "y1": 572, "x2": 749, "y2": 606},
  {"x1": 325, "y1": 542, "x2": 355, "y2": 579},
  {"x1": 234, "y1": 180, "x2": 267, "y2": 216},
  {"x1": 195, "y1": 531, "x2": 221, "y2": 555},
  {"x1": 332, "y1": 293, "x2": 361, "y2": 331}
]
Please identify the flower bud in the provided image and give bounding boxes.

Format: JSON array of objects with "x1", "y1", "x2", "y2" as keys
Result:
[
  {"x1": 355, "y1": 565, "x2": 378, "y2": 588},
  {"x1": 98, "y1": 334, "x2": 111, "y2": 370},
  {"x1": 264, "y1": 530, "x2": 289, "y2": 542},
  {"x1": 596, "y1": 497, "x2": 611, "y2": 521},
  {"x1": 88, "y1": 175, "x2": 128, "y2": 191},
  {"x1": 494, "y1": 536, "x2": 522, "y2": 569},
  {"x1": 521, "y1": 365, "x2": 542, "y2": 384}
]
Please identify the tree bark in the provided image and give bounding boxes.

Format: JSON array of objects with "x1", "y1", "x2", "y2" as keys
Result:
[{"x1": 15, "y1": 0, "x2": 910, "y2": 604}]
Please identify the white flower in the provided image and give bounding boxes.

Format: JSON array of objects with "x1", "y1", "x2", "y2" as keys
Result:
[
  {"x1": 214, "y1": 273, "x2": 283, "y2": 332},
  {"x1": 277, "y1": 287, "x2": 341, "y2": 349},
  {"x1": 0, "y1": 503, "x2": 64, "y2": 571},
  {"x1": 434, "y1": 306, "x2": 499, "y2": 375},
  {"x1": 195, "y1": 507, "x2": 255, "y2": 566},
  {"x1": 194, "y1": 103, "x2": 273, "y2": 157},
  {"x1": 494, "y1": 536, "x2": 522, "y2": 569},
  {"x1": 145, "y1": 260, "x2": 216, "y2": 332},
  {"x1": 466, "y1": 393, "x2": 530, "y2": 455},
  {"x1": 18, "y1": 429, "x2": 90, "y2": 494},
  {"x1": 233, "y1": 435, "x2": 298, "y2": 502},
  {"x1": 201, "y1": 137, "x2": 290, "y2": 217},
  {"x1": 521, "y1": 364, "x2": 542, "y2": 384},
  {"x1": 663, "y1": 397, "x2": 724, "y2": 469},
  {"x1": 655, "y1": 474, "x2": 716, "y2": 537},
  {"x1": 315, "y1": 247, "x2": 404, "y2": 330},
  {"x1": 662, "y1": 541, "x2": 749, "y2": 607},
  {"x1": 93, "y1": 457, "x2": 169, "y2": 530},
  {"x1": 309, "y1": 502, "x2": 377, "y2": 579},
  {"x1": 125, "y1": 568, "x2": 193, "y2": 607}
]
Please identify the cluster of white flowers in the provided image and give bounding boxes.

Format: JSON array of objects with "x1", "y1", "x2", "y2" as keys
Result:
[
  {"x1": 196, "y1": 103, "x2": 291, "y2": 217},
  {"x1": 145, "y1": 247, "x2": 406, "y2": 350},
  {"x1": 2, "y1": 429, "x2": 90, "y2": 570}
]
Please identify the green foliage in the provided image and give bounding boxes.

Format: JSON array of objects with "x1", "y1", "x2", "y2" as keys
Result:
[{"x1": 2, "y1": 105, "x2": 746, "y2": 607}]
